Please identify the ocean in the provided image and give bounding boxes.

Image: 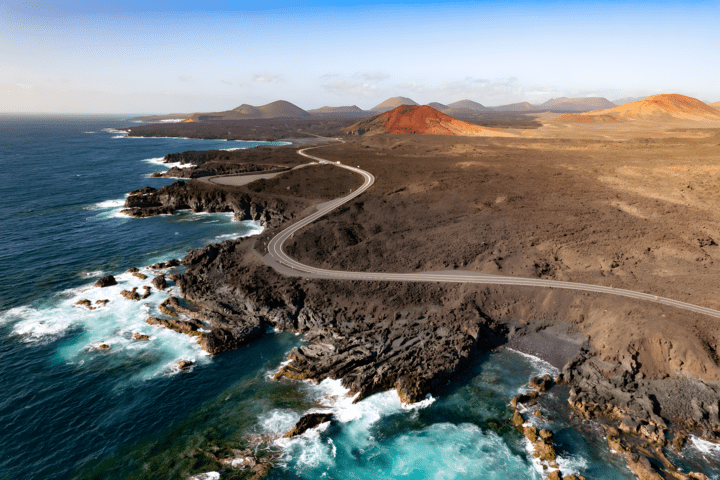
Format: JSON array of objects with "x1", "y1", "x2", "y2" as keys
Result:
[{"x1": 0, "y1": 116, "x2": 716, "y2": 480}]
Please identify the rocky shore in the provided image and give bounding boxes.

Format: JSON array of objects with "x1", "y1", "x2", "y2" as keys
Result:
[
  {"x1": 121, "y1": 180, "x2": 292, "y2": 227},
  {"x1": 121, "y1": 131, "x2": 720, "y2": 479},
  {"x1": 149, "y1": 148, "x2": 295, "y2": 179},
  {"x1": 155, "y1": 234, "x2": 719, "y2": 478}
]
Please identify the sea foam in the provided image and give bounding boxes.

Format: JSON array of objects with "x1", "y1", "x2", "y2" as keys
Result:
[
  {"x1": 689, "y1": 435, "x2": 720, "y2": 458},
  {"x1": 3, "y1": 216, "x2": 264, "y2": 381},
  {"x1": 267, "y1": 376, "x2": 438, "y2": 473},
  {"x1": 143, "y1": 157, "x2": 197, "y2": 170},
  {"x1": 4, "y1": 266, "x2": 209, "y2": 380}
]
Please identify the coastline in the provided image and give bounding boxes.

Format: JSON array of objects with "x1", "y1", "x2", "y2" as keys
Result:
[
  {"x1": 133, "y1": 133, "x2": 720, "y2": 479},
  {"x1": 22, "y1": 117, "x2": 711, "y2": 480}
]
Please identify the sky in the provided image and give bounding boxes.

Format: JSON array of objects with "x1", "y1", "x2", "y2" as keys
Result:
[{"x1": 1, "y1": 0, "x2": 719, "y2": 113}]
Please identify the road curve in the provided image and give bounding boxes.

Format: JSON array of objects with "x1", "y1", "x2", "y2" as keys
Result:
[{"x1": 262, "y1": 144, "x2": 720, "y2": 320}]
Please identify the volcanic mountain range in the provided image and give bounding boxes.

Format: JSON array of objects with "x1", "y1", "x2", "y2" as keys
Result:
[
  {"x1": 556, "y1": 94, "x2": 720, "y2": 123},
  {"x1": 131, "y1": 94, "x2": 720, "y2": 123}
]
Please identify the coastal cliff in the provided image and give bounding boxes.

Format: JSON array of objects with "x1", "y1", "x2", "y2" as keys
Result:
[{"x1": 122, "y1": 181, "x2": 290, "y2": 227}]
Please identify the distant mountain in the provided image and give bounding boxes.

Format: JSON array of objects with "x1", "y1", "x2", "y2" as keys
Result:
[
  {"x1": 711, "y1": 101, "x2": 720, "y2": 110},
  {"x1": 308, "y1": 105, "x2": 365, "y2": 113},
  {"x1": 557, "y1": 94, "x2": 720, "y2": 123},
  {"x1": 491, "y1": 102, "x2": 536, "y2": 112},
  {"x1": 345, "y1": 105, "x2": 513, "y2": 137},
  {"x1": 538, "y1": 97, "x2": 616, "y2": 112},
  {"x1": 186, "y1": 100, "x2": 309, "y2": 122},
  {"x1": 442, "y1": 107, "x2": 483, "y2": 118},
  {"x1": 446, "y1": 99, "x2": 491, "y2": 112},
  {"x1": 371, "y1": 96, "x2": 418, "y2": 112},
  {"x1": 426, "y1": 102, "x2": 448, "y2": 110},
  {"x1": 612, "y1": 96, "x2": 647, "y2": 106}
]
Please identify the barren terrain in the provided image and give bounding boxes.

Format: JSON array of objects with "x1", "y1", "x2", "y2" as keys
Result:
[{"x1": 123, "y1": 102, "x2": 720, "y2": 478}]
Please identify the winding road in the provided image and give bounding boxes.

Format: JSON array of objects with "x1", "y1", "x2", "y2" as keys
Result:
[{"x1": 256, "y1": 143, "x2": 720, "y2": 320}]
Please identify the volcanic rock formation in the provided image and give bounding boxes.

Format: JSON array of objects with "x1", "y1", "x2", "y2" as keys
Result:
[
  {"x1": 185, "y1": 100, "x2": 310, "y2": 122},
  {"x1": 371, "y1": 96, "x2": 419, "y2": 112},
  {"x1": 446, "y1": 99, "x2": 491, "y2": 112},
  {"x1": 426, "y1": 102, "x2": 448, "y2": 110},
  {"x1": 492, "y1": 101, "x2": 537, "y2": 112},
  {"x1": 539, "y1": 97, "x2": 616, "y2": 112},
  {"x1": 308, "y1": 105, "x2": 365, "y2": 114},
  {"x1": 558, "y1": 94, "x2": 720, "y2": 123},
  {"x1": 345, "y1": 105, "x2": 514, "y2": 137}
]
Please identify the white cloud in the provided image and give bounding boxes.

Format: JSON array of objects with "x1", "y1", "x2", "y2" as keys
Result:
[
  {"x1": 322, "y1": 79, "x2": 385, "y2": 97},
  {"x1": 392, "y1": 77, "x2": 525, "y2": 106},
  {"x1": 396, "y1": 81, "x2": 423, "y2": 93},
  {"x1": 15, "y1": 83, "x2": 33, "y2": 93},
  {"x1": 353, "y1": 72, "x2": 389, "y2": 82},
  {"x1": 253, "y1": 72, "x2": 282, "y2": 83},
  {"x1": 465, "y1": 77, "x2": 490, "y2": 85}
]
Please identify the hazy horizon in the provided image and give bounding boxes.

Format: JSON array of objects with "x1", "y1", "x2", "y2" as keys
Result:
[{"x1": 2, "y1": 0, "x2": 719, "y2": 114}]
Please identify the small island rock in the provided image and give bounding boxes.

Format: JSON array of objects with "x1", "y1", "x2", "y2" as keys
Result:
[{"x1": 94, "y1": 275, "x2": 117, "y2": 288}]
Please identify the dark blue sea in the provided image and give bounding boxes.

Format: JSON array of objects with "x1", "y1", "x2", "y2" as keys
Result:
[{"x1": 0, "y1": 116, "x2": 717, "y2": 480}]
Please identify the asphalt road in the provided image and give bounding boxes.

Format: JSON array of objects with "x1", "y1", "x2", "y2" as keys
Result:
[{"x1": 252, "y1": 143, "x2": 720, "y2": 320}]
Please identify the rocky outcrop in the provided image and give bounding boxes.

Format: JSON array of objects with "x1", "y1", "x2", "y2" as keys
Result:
[
  {"x1": 120, "y1": 288, "x2": 140, "y2": 301},
  {"x1": 510, "y1": 378, "x2": 583, "y2": 480},
  {"x1": 121, "y1": 180, "x2": 289, "y2": 228},
  {"x1": 149, "y1": 259, "x2": 180, "y2": 270},
  {"x1": 559, "y1": 348, "x2": 720, "y2": 479},
  {"x1": 152, "y1": 274, "x2": 168, "y2": 290},
  {"x1": 174, "y1": 238, "x2": 506, "y2": 403},
  {"x1": 177, "y1": 360, "x2": 193, "y2": 370},
  {"x1": 74, "y1": 299, "x2": 94, "y2": 310},
  {"x1": 560, "y1": 348, "x2": 720, "y2": 440},
  {"x1": 145, "y1": 296, "x2": 265, "y2": 356},
  {"x1": 283, "y1": 413, "x2": 333, "y2": 438},
  {"x1": 94, "y1": 275, "x2": 117, "y2": 288},
  {"x1": 146, "y1": 316, "x2": 203, "y2": 337},
  {"x1": 152, "y1": 163, "x2": 284, "y2": 179}
]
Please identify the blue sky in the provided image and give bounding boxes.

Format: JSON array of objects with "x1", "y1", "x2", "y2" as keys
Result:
[{"x1": 1, "y1": 1, "x2": 719, "y2": 113}]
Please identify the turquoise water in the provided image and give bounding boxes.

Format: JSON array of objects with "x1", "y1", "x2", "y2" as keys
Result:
[{"x1": 1, "y1": 116, "x2": 712, "y2": 480}]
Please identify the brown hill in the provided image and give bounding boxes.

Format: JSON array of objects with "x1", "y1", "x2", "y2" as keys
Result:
[
  {"x1": 711, "y1": 101, "x2": 720, "y2": 110},
  {"x1": 371, "y1": 96, "x2": 418, "y2": 112},
  {"x1": 186, "y1": 100, "x2": 309, "y2": 122},
  {"x1": 539, "y1": 97, "x2": 616, "y2": 112},
  {"x1": 426, "y1": 102, "x2": 448, "y2": 110},
  {"x1": 611, "y1": 96, "x2": 647, "y2": 106},
  {"x1": 345, "y1": 105, "x2": 514, "y2": 137},
  {"x1": 446, "y1": 99, "x2": 491, "y2": 112},
  {"x1": 557, "y1": 94, "x2": 720, "y2": 123},
  {"x1": 308, "y1": 105, "x2": 365, "y2": 114},
  {"x1": 492, "y1": 102, "x2": 536, "y2": 112}
]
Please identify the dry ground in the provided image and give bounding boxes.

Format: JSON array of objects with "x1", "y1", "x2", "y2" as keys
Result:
[{"x1": 277, "y1": 126, "x2": 720, "y2": 382}]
